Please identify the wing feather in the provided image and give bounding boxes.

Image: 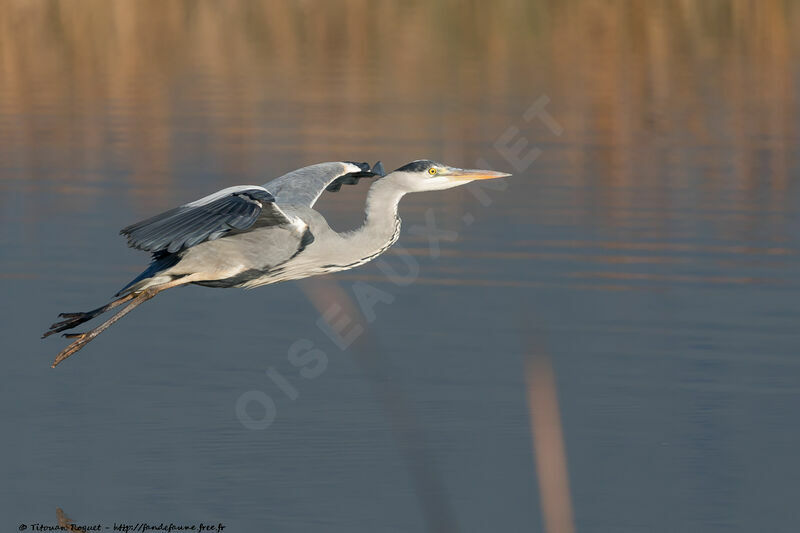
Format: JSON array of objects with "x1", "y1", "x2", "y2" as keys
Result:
[
  {"x1": 263, "y1": 161, "x2": 381, "y2": 207},
  {"x1": 120, "y1": 186, "x2": 293, "y2": 253}
]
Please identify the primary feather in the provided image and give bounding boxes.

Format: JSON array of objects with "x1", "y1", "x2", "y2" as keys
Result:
[{"x1": 120, "y1": 186, "x2": 284, "y2": 254}]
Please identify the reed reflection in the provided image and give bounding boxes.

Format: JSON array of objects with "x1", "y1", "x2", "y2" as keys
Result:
[{"x1": 0, "y1": 0, "x2": 797, "y2": 219}]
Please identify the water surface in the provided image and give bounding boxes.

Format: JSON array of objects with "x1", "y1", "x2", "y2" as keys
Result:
[{"x1": 2, "y1": 1, "x2": 800, "y2": 531}]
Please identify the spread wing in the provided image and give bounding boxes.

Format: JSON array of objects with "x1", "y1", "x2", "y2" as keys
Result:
[
  {"x1": 263, "y1": 161, "x2": 384, "y2": 207},
  {"x1": 120, "y1": 185, "x2": 294, "y2": 253}
]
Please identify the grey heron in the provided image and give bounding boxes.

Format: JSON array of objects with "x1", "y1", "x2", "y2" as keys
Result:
[{"x1": 43, "y1": 160, "x2": 510, "y2": 367}]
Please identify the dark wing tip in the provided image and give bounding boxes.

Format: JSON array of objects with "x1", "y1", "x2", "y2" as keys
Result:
[
  {"x1": 372, "y1": 161, "x2": 386, "y2": 176},
  {"x1": 325, "y1": 162, "x2": 384, "y2": 192}
]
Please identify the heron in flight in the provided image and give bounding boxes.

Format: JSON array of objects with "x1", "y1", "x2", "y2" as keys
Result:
[{"x1": 43, "y1": 160, "x2": 510, "y2": 367}]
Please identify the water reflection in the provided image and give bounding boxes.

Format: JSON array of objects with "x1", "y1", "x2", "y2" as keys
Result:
[
  {"x1": 56, "y1": 507, "x2": 85, "y2": 532},
  {"x1": 526, "y1": 350, "x2": 575, "y2": 533},
  {"x1": 1, "y1": 0, "x2": 798, "y2": 213}
]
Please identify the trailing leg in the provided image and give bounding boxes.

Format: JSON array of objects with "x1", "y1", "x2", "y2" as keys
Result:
[
  {"x1": 49, "y1": 277, "x2": 193, "y2": 368},
  {"x1": 42, "y1": 293, "x2": 136, "y2": 338}
]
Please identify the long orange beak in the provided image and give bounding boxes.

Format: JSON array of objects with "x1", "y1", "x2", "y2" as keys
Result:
[{"x1": 446, "y1": 168, "x2": 512, "y2": 181}]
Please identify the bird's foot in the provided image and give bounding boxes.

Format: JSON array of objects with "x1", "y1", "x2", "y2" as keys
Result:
[
  {"x1": 42, "y1": 312, "x2": 96, "y2": 339},
  {"x1": 52, "y1": 333, "x2": 93, "y2": 368}
]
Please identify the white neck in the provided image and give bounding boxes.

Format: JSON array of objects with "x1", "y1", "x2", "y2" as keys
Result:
[{"x1": 341, "y1": 176, "x2": 407, "y2": 259}]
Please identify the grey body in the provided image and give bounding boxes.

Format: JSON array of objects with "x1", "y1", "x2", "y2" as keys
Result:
[
  {"x1": 181, "y1": 201, "x2": 400, "y2": 290},
  {"x1": 121, "y1": 161, "x2": 402, "y2": 293},
  {"x1": 45, "y1": 159, "x2": 509, "y2": 367}
]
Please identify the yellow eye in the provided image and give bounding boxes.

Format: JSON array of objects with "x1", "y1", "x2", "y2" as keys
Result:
[{"x1": 428, "y1": 167, "x2": 437, "y2": 175}]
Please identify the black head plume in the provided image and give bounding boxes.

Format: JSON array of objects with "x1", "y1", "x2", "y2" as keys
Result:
[{"x1": 394, "y1": 160, "x2": 442, "y2": 173}]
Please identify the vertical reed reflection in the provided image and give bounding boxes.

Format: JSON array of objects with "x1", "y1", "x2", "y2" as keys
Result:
[
  {"x1": 300, "y1": 278, "x2": 460, "y2": 533},
  {"x1": 526, "y1": 352, "x2": 575, "y2": 533},
  {"x1": 56, "y1": 507, "x2": 84, "y2": 532}
]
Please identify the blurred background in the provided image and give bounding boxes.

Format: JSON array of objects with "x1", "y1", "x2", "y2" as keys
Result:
[{"x1": 2, "y1": 1, "x2": 800, "y2": 531}]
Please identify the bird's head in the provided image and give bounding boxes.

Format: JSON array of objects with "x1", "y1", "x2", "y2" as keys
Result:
[{"x1": 388, "y1": 160, "x2": 511, "y2": 192}]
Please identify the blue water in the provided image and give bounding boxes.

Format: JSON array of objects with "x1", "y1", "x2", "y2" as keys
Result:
[{"x1": 2, "y1": 2, "x2": 800, "y2": 531}]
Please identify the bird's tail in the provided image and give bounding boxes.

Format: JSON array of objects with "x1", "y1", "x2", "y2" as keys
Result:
[{"x1": 116, "y1": 253, "x2": 181, "y2": 297}]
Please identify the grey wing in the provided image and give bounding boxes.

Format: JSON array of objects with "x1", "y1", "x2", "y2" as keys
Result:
[
  {"x1": 263, "y1": 161, "x2": 382, "y2": 207},
  {"x1": 120, "y1": 185, "x2": 294, "y2": 253}
]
